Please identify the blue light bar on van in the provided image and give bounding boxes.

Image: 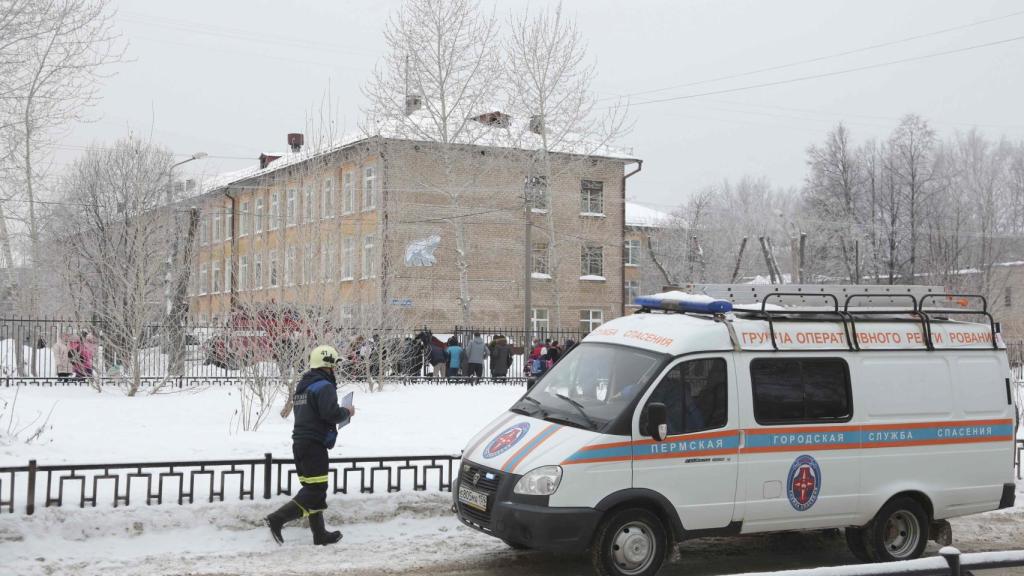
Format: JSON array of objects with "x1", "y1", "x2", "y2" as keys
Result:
[{"x1": 634, "y1": 295, "x2": 733, "y2": 314}]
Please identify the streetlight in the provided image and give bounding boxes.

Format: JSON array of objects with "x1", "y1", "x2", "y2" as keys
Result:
[
  {"x1": 168, "y1": 152, "x2": 208, "y2": 199},
  {"x1": 164, "y1": 151, "x2": 208, "y2": 364}
]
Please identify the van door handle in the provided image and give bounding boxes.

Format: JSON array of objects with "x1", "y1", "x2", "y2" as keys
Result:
[{"x1": 738, "y1": 429, "x2": 745, "y2": 450}]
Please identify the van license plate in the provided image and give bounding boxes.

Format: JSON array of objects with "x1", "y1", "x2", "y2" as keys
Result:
[{"x1": 458, "y1": 486, "x2": 488, "y2": 512}]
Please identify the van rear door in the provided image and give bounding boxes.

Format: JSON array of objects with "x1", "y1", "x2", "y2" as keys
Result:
[{"x1": 632, "y1": 354, "x2": 740, "y2": 530}]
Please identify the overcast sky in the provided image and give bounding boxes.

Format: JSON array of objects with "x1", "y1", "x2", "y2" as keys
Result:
[{"x1": 55, "y1": 0, "x2": 1024, "y2": 211}]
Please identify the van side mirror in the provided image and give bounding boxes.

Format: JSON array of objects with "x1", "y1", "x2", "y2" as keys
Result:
[{"x1": 644, "y1": 402, "x2": 668, "y2": 442}]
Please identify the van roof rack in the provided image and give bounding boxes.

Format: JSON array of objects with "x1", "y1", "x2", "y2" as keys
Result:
[{"x1": 672, "y1": 283, "x2": 997, "y2": 352}]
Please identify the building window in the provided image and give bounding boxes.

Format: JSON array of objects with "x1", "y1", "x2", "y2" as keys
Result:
[
  {"x1": 322, "y1": 179, "x2": 335, "y2": 219},
  {"x1": 1005, "y1": 287, "x2": 1013, "y2": 308},
  {"x1": 580, "y1": 180, "x2": 604, "y2": 214},
  {"x1": 212, "y1": 260, "x2": 221, "y2": 293},
  {"x1": 286, "y1": 189, "x2": 297, "y2": 227},
  {"x1": 322, "y1": 237, "x2": 334, "y2": 281},
  {"x1": 302, "y1": 243, "x2": 313, "y2": 285},
  {"x1": 239, "y1": 256, "x2": 249, "y2": 291},
  {"x1": 270, "y1": 192, "x2": 280, "y2": 231},
  {"x1": 255, "y1": 197, "x2": 264, "y2": 233},
  {"x1": 254, "y1": 252, "x2": 263, "y2": 289},
  {"x1": 200, "y1": 215, "x2": 209, "y2": 245},
  {"x1": 199, "y1": 263, "x2": 208, "y2": 295},
  {"x1": 581, "y1": 244, "x2": 603, "y2": 277},
  {"x1": 525, "y1": 175, "x2": 548, "y2": 211},
  {"x1": 213, "y1": 213, "x2": 222, "y2": 243},
  {"x1": 341, "y1": 236, "x2": 354, "y2": 280},
  {"x1": 286, "y1": 246, "x2": 297, "y2": 285},
  {"x1": 224, "y1": 257, "x2": 230, "y2": 292},
  {"x1": 532, "y1": 242, "x2": 549, "y2": 275},
  {"x1": 625, "y1": 280, "x2": 640, "y2": 305},
  {"x1": 225, "y1": 211, "x2": 233, "y2": 240},
  {"x1": 304, "y1": 185, "x2": 315, "y2": 223},
  {"x1": 269, "y1": 251, "x2": 279, "y2": 287},
  {"x1": 342, "y1": 172, "x2": 354, "y2": 214},
  {"x1": 579, "y1": 309, "x2": 603, "y2": 332},
  {"x1": 531, "y1": 308, "x2": 549, "y2": 335},
  {"x1": 646, "y1": 358, "x2": 728, "y2": 435},
  {"x1": 363, "y1": 166, "x2": 376, "y2": 210},
  {"x1": 363, "y1": 234, "x2": 376, "y2": 277},
  {"x1": 750, "y1": 358, "x2": 852, "y2": 425},
  {"x1": 239, "y1": 201, "x2": 250, "y2": 237},
  {"x1": 625, "y1": 239, "x2": 640, "y2": 266}
]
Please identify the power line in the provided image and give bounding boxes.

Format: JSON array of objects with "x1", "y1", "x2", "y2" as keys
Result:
[
  {"x1": 603, "y1": 34, "x2": 1024, "y2": 110},
  {"x1": 598, "y1": 9, "x2": 1024, "y2": 103}
]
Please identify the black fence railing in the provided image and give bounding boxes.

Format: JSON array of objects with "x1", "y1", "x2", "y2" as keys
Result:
[
  {"x1": 0, "y1": 317, "x2": 583, "y2": 383},
  {"x1": 0, "y1": 453, "x2": 459, "y2": 515}
]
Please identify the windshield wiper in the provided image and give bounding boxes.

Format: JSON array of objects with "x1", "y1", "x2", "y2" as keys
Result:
[
  {"x1": 554, "y1": 393, "x2": 598, "y2": 429},
  {"x1": 513, "y1": 395, "x2": 545, "y2": 417}
]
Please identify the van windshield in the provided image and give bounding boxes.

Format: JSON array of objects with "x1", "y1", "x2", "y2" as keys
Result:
[{"x1": 512, "y1": 343, "x2": 667, "y2": 432}]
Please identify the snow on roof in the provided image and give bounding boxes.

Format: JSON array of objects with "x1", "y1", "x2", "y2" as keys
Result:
[{"x1": 625, "y1": 202, "x2": 672, "y2": 228}]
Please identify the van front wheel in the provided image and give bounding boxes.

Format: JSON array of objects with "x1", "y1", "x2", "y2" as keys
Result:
[
  {"x1": 864, "y1": 497, "x2": 929, "y2": 562},
  {"x1": 591, "y1": 508, "x2": 667, "y2": 576}
]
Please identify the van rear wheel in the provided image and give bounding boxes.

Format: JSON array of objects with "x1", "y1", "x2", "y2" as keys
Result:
[
  {"x1": 590, "y1": 508, "x2": 667, "y2": 576},
  {"x1": 864, "y1": 497, "x2": 929, "y2": 562}
]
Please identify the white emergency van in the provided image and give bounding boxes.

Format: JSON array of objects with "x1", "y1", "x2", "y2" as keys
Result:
[{"x1": 454, "y1": 285, "x2": 1018, "y2": 576}]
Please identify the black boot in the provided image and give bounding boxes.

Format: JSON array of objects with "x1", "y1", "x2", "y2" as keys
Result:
[
  {"x1": 265, "y1": 500, "x2": 303, "y2": 544},
  {"x1": 309, "y1": 512, "x2": 342, "y2": 545}
]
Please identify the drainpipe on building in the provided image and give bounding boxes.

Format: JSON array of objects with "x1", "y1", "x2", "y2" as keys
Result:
[
  {"x1": 225, "y1": 188, "x2": 238, "y2": 312},
  {"x1": 622, "y1": 160, "x2": 643, "y2": 317}
]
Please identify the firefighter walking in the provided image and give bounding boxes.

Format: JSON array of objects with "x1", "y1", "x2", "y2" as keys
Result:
[{"x1": 265, "y1": 345, "x2": 355, "y2": 545}]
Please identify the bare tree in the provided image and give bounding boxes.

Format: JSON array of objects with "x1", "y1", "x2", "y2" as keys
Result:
[
  {"x1": 362, "y1": 0, "x2": 502, "y2": 326},
  {"x1": 50, "y1": 135, "x2": 183, "y2": 396}
]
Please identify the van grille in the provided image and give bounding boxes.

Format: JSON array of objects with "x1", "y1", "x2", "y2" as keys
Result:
[{"x1": 457, "y1": 462, "x2": 502, "y2": 526}]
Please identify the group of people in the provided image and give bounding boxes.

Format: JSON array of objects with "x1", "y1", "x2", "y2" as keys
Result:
[
  {"x1": 51, "y1": 331, "x2": 95, "y2": 379},
  {"x1": 427, "y1": 332, "x2": 514, "y2": 380},
  {"x1": 526, "y1": 337, "x2": 576, "y2": 380}
]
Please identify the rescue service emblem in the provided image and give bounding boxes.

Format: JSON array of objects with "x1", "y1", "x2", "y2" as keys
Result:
[
  {"x1": 483, "y1": 422, "x2": 530, "y2": 459},
  {"x1": 786, "y1": 454, "x2": 822, "y2": 512}
]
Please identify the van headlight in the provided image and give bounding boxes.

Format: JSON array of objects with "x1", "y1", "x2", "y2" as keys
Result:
[{"x1": 513, "y1": 465, "x2": 562, "y2": 496}]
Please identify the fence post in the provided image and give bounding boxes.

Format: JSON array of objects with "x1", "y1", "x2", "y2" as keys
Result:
[
  {"x1": 940, "y1": 546, "x2": 961, "y2": 576},
  {"x1": 263, "y1": 453, "x2": 272, "y2": 500},
  {"x1": 26, "y1": 459, "x2": 36, "y2": 515}
]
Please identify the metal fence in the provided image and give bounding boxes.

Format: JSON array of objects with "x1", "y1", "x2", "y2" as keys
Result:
[
  {"x1": 0, "y1": 453, "x2": 458, "y2": 515},
  {"x1": 0, "y1": 317, "x2": 580, "y2": 386}
]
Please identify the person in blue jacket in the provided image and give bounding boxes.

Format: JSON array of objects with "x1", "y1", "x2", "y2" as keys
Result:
[
  {"x1": 445, "y1": 337, "x2": 464, "y2": 378},
  {"x1": 265, "y1": 345, "x2": 355, "y2": 545}
]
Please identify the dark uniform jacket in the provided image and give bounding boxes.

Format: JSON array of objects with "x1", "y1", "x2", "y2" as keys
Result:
[{"x1": 292, "y1": 368, "x2": 350, "y2": 448}]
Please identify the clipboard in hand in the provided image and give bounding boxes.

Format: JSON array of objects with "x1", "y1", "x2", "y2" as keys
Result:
[{"x1": 339, "y1": 391, "x2": 354, "y2": 429}]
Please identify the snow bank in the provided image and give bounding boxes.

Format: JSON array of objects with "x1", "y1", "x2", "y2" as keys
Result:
[{"x1": 0, "y1": 384, "x2": 524, "y2": 465}]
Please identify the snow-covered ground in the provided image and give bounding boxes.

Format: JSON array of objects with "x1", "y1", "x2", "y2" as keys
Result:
[{"x1": 0, "y1": 384, "x2": 524, "y2": 465}]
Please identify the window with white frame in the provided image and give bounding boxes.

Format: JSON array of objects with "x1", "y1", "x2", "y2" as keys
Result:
[
  {"x1": 270, "y1": 192, "x2": 280, "y2": 230},
  {"x1": 200, "y1": 215, "x2": 210, "y2": 245},
  {"x1": 581, "y1": 244, "x2": 604, "y2": 277},
  {"x1": 579, "y1": 309, "x2": 604, "y2": 332},
  {"x1": 286, "y1": 246, "x2": 297, "y2": 285},
  {"x1": 302, "y1": 243, "x2": 313, "y2": 285},
  {"x1": 363, "y1": 234, "x2": 376, "y2": 277},
  {"x1": 255, "y1": 197, "x2": 264, "y2": 233},
  {"x1": 286, "y1": 189, "x2": 297, "y2": 227},
  {"x1": 254, "y1": 252, "x2": 263, "y2": 289},
  {"x1": 322, "y1": 237, "x2": 334, "y2": 281},
  {"x1": 525, "y1": 175, "x2": 548, "y2": 211},
  {"x1": 625, "y1": 280, "x2": 640, "y2": 305},
  {"x1": 213, "y1": 213, "x2": 222, "y2": 243},
  {"x1": 224, "y1": 257, "x2": 230, "y2": 292},
  {"x1": 580, "y1": 180, "x2": 604, "y2": 214},
  {"x1": 304, "y1": 185, "x2": 315, "y2": 223},
  {"x1": 199, "y1": 263, "x2": 208, "y2": 295},
  {"x1": 212, "y1": 260, "x2": 221, "y2": 293},
  {"x1": 342, "y1": 172, "x2": 354, "y2": 214},
  {"x1": 531, "y1": 308, "x2": 549, "y2": 335},
  {"x1": 341, "y1": 237, "x2": 354, "y2": 280},
  {"x1": 269, "y1": 251, "x2": 279, "y2": 287},
  {"x1": 322, "y1": 179, "x2": 335, "y2": 219},
  {"x1": 239, "y1": 256, "x2": 249, "y2": 291},
  {"x1": 532, "y1": 242, "x2": 549, "y2": 275},
  {"x1": 625, "y1": 239, "x2": 640, "y2": 266},
  {"x1": 363, "y1": 166, "x2": 376, "y2": 210},
  {"x1": 225, "y1": 211, "x2": 233, "y2": 240},
  {"x1": 239, "y1": 201, "x2": 250, "y2": 237}
]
